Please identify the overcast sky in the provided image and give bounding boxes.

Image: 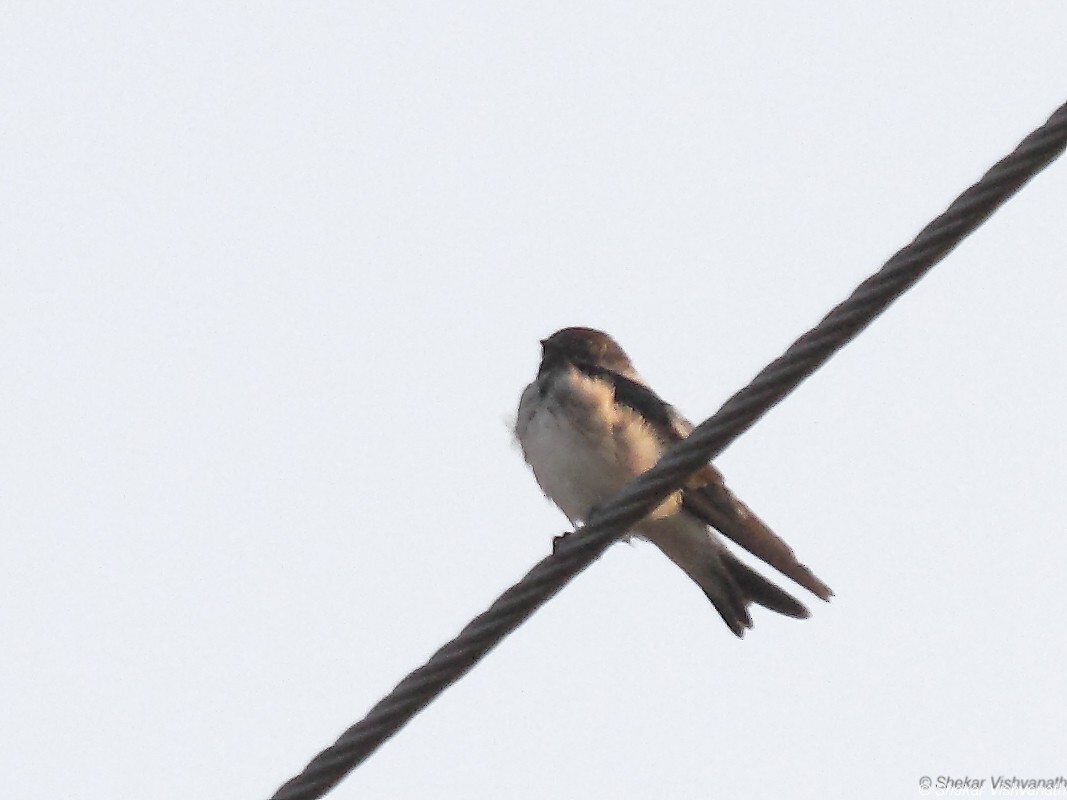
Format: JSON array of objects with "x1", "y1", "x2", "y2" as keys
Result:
[{"x1": 3, "y1": 4, "x2": 1066, "y2": 800}]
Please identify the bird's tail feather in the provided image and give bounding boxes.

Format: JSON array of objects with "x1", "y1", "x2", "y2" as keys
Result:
[
  {"x1": 646, "y1": 521, "x2": 810, "y2": 638},
  {"x1": 720, "y1": 550, "x2": 809, "y2": 620}
]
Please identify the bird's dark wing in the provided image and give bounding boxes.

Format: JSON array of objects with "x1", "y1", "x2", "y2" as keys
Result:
[
  {"x1": 682, "y1": 468, "x2": 833, "y2": 601},
  {"x1": 578, "y1": 364, "x2": 691, "y2": 443},
  {"x1": 577, "y1": 362, "x2": 833, "y2": 601}
]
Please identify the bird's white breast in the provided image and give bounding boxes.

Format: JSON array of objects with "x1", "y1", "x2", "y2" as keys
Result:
[{"x1": 514, "y1": 367, "x2": 676, "y2": 525}]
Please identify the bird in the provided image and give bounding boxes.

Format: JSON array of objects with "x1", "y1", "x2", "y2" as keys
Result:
[{"x1": 514, "y1": 326, "x2": 832, "y2": 637}]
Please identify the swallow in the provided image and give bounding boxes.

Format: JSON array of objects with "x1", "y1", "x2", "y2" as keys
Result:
[{"x1": 514, "y1": 326, "x2": 832, "y2": 636}]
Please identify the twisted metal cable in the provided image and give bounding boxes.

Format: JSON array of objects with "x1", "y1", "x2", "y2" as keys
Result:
[{"x1": 270, "y1": 100, "x2": 1067, "y2": 800}]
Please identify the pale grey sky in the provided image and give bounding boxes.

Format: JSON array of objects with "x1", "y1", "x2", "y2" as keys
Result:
[{"x1": 3, "y1": 4, "x2": 1066, "y2": 800}]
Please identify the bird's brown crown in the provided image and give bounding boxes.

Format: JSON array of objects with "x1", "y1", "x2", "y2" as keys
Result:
[{"x1": 538, "y1": 327, "x2": 633, "y2": 375}]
